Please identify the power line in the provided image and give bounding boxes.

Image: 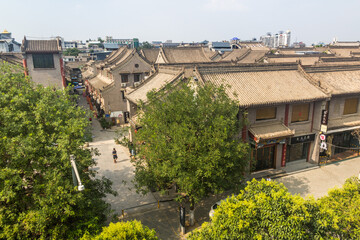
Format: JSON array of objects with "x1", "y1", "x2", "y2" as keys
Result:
[{"x1": 326, "y1": 142, "x2": 360, "y2": 150}]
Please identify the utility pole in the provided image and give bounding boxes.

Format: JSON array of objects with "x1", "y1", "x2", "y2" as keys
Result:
[{"x1": 70, "y1": 155, "x2": 85, "y2": 191}]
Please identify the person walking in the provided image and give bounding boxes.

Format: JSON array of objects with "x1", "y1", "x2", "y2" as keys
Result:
[{"x1": 112, "y1": 148, "x2": 118, "y2": 163}]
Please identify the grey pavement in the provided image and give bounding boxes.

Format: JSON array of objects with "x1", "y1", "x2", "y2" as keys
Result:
[
  {"x1": 89, "y1": 120, "x2": 157, "y2": 213},
  {"x1": 276, "y1": 157, "x2": 360, "y2": 199},
  {"x1": 78, "y1": 95, "x2": 156, "y2": 214}
]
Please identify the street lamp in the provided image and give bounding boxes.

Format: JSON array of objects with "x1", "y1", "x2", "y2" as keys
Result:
[{"x1": 70, "y1": 155, "x2": 85, "y2": 191}]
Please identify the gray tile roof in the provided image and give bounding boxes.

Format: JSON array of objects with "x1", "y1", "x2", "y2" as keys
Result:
[
  {"x1": 0, "y1": 53, "x2": 23, "y2": 65},
  {"x1": 160, "y1": 47, "x2": 212, "y2": 63},
  {"x1": 238, "y1": 50, "x2": 268, "y2": 63},
  {"x1": 22, "y1": 39, "x2": 61, "y2": 53},
  {"x1": 126, "y1": 67, "x2": 183, "y2": 104},
  {"x1": 109, "y1": 48, "x2": 134, "y2": 70},
  {"x1": 140, "y1": 48, "x2": 160, "y2": 64},
  {"x1": 328, "y1": 115, "x2": 360, "y2": 130},
  {"x1": 220, "y1": 49, "x2": 250, "y2": 61},
  {"x1": 99, "y1": 47, "x2": 128, "y2": 67},
  {"x1": 197, "y1": 63, "x2": 328, "y2": 107},
  {"x1": 305, "y1": 65, "x2": 360, "y2": 96},
  {"x1": 88, "y1": 75, "x2": 112, "y2": 90},
  {"x1": 267, "y1": 57, "x2": 319, "y2": 65}
]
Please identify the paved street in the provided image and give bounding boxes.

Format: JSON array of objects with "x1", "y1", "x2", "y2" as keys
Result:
[
  {"x1": 276, "y1": 157, "x2": 360, "y2": 199},
  {"x1": 80, "y1": 94, "x2": 360, "y2": 240},
  {"x1": 89, "y1": 119, "x2": 157, "y2": 213},
  {"x1": 80, "y1": 96, "x2": 156, "y2": 214}
]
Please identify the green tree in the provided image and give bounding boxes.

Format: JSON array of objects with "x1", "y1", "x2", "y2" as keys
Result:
[
  {"x1": 63, "y1": 47, "x2": 81, "y2": 56},
  {"x1": 0, "y1": 63, "x2": 116, "y2": 239},
  {"x1": 189, "y1": 179, "x2": 335, "y2": 240},
  {"x1": 318, "y1": 176, "x2": 360, "y2": 239},
  {"x1": 140, "y1": 41, "x2": 153, "y2": 49},
  {"x1": 97, "y1": 37, "x2": 104, "y2": 43},
  {"x1": 81, "y1": 221, "x2": 158, "y2": 240},
  {"x1": 133, "y1": 82, "x2": 249, "y2": 226}
]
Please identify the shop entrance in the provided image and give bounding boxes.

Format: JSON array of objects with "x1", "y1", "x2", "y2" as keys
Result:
[
  {"x1": 333, "y1": 132, "x2": 352, "y2": 154},
  {"x1": 286, "y1": 142, "x2": 310, "y2": 162},
  {"x1": 252, "y1": 145, "x2": 276, "y2": 171},
  {"x1": 329, "y1": 131, "x2": 359, "y2": 160}
]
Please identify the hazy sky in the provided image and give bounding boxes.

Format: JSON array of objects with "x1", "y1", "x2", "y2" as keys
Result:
[{"x1": 2, "y1": 0, "x2": 360, "y2": 45}]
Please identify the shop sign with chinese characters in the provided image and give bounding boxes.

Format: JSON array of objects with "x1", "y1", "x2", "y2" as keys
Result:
[
  {"x1": 320, "y1": 110, "x2": 328, "y2": 132},
  {"x1": 290, "y1": 134, "x2": 315, "y2": 145}
]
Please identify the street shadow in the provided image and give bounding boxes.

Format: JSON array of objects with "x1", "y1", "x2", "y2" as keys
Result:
[
  {"x1": 97, "y1": 166, "x2": 156, "y2": 213},
  {"x1": 115, "y1": 158, "x2": 130, "y2": 164},
  {"x1": 123, "y1": 201, "x2": 181, "y2": 240},
  {"x1": 275, "y1": 176, "x2": 311, "y2": 198}
]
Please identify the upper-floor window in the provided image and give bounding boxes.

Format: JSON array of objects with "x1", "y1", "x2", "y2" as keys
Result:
[
  {"x1": 343, "y1": 98, "x2": 359, "y2": 115},
  {"x1": 32, "y1": 54, "x2": 54, "y2": 68},
  {"x1": 291, "y1": 103, "x2": 310, "y2": 123},
  {"x1": 134, "y1": 74, "x2": 141, "y2": 82},
  {"x1": 121, "y1": 74, "x2": 129, "y2": 83},
  {"x1": 256, "y1": 107, "x2": 277, "y2": 121}
]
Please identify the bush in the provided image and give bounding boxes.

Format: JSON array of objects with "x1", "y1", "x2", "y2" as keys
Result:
[
  {"x1": 189, "y1": 179, "x2": 335, "y2": 239},
  {"x1": 114, "y1": 127, "x2": 130, "y2": 147},
  {"x1": 99, "y1": 117, "x2": 112, "y2": 129},
  {"x1": 81, "y1": 221, "x2": 158, "y2": 240}
]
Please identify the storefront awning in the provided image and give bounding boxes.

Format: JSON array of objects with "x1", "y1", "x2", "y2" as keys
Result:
[
  {"x1": 327, "y1": 116, "x2": 360, "y2": 134},
  {"x1": 326, "y1": 125, "x2": 360, "y2": 134},
  {"x1": 249, "y1": 121, "x2": 295, "y2": 143},
  {"x1": 110, "y1": 111, "x2": 123, "y2": 118}
]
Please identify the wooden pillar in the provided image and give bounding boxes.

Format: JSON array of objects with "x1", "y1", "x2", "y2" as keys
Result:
[
  {"x1": 242, "y1": 125, "x2": 247, "y2": 142},
  {"x1": 22, "y1": 58, "x2": 28, "y2": 76},
  {"x1": 59, "y1": 57, "x2": 66, "y2": 88},
  {"x1": 282, "y1": 104, "x2": 289, "y2": 167}
]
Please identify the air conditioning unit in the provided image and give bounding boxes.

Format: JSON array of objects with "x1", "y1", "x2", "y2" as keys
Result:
[
  {"x1": 134, "y1": 82, "x2": 140, "y2": 87},
  {"x1": 121, "y1": 83, "x2": 127, "y2": 88}
]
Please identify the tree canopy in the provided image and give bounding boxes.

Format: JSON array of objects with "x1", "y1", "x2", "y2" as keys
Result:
[
  {"x1": 140, "y1": 41, "x2": 153, "y2": 49},
  {"x1": 81, "y1": 221, "x2": 158, "y2": 240},
  {"x1": 132, "y1": 82, "x2": 249, "y2": 205},
  {"x1": 189, "y1": 178, "x2": 360, "y2": 239},
  {"x1": 318, "y1": 176, "x2": 360, "y2": 239},
  {"x1": 0, "y1": 63, "x2": 115, "y2": 239},
  {"x1": 63, "y1": 47, "x2": 81, "y2": 56}
]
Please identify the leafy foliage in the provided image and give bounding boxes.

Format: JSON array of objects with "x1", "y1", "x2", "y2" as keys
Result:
[
  {"x1": 190, "y1": 178, "x2": 360, "y2": 239},
  {"x1": 99, "y1": 117, "x2": 112, "y2": 129},
  {"x1": 114, "y1": 126, "x2": 130, "y2": 146},
  {"x1": 63, "y1": 48, "x2": 81, "y2": 56},
  {"x1": 81, "y1": 221, "x2": 158, "y2": 240},
  {"x1": 0, "y1": 63, "x2": 116, "y2": 239},
  {"x1": 140, "y1": 41, "x2": 153, "y2": 49},
  {"x1": 132, "y1": 82, "x2": 249, "y2": 204},
  {"x1": 189, "y1": 179, "x2": 336, "y2": 240},
  {"x1": 318, "y1": 177, "x2": 360, "y2": 239}
]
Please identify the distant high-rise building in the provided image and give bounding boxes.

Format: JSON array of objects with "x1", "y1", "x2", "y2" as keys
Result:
[
  {"x1": 260, "y1": 30, "x2": 291, "y2": 48},
  {"x1": 104, "y1": 36, "x2": 139, "y2": 49}
]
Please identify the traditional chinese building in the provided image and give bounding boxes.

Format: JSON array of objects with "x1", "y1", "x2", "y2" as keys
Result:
[
  {"x1": 195, "y1": 63, "x2": 329, "y2": 171},
  {"x1": 21, "y1": 37, "x2": 65, "y2": 88}
]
